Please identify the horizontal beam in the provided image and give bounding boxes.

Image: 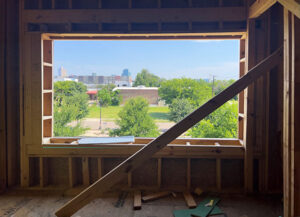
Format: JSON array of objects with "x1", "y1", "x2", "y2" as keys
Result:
[
  {"x1": 47, "y1": 137, "x2": 242, "y2": 145},
  {"x1": 249, "y1": 0, "x2": 277, "y2": 19},
  {"x1": 23, "y1": 8, "x2": 246, "y2": 23},
  {"x1": 55, "y1": 47, "x2": 283, "y2": 217},
  {"x1": 29, "y1": 144, "x2": 245, "y2": 158},
  {"x1": 48, "y1": 34, "x2": 244, "y2": 40}
]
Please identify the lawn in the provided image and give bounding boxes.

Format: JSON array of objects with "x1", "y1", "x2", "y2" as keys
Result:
[{"x1": 87, "y1": 105, "x2": 170, "y2": 122}]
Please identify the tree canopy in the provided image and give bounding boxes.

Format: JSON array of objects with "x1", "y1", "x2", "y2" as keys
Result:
[
  {"x1": 133, "y1": 69, "x2": 163, "y2": 87},
  {"x1": 97, "y1": 84, "x2": 122, "y2": 106},
  {"x1": 110, "y1": 97, "x2": 159, "y2": 137},
  {"x1": 168, "y1": 98, "x2": 194, "y2": 123},
  {"x1": 159, "y1": 78, "x2": 211, "y2": 106},
  {"x1": 54, "y1": 81, "x2": 89, "y2": 136}
]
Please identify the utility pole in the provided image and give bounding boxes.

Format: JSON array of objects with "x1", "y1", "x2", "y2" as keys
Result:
[
  {"x1": 212, "y1": 75, "x2": 216, "y2": 97},
  {"x1": 99, "y1": 100, "x2": 102, "y2": 130}
]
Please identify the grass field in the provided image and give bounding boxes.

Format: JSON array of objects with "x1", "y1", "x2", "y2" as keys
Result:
[{"x1": 87, "y1": 105, "x2": 171, "y2": 122}]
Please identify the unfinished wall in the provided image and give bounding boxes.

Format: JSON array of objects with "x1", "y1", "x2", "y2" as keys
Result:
[
  {"x1": 0, "y1": 0, "x2": 292, "y2": 200},
  {"x1": 244, "y1": 3, "x2": 283, "y2": 193},
  {"x1": 0, "y1": 0, "x2": 20, "y2": 192}
]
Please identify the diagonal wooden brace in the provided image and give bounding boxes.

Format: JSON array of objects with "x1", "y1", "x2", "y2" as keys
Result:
[{"x1": 55, "y1": 47, "x2": 283, "y2": 217}]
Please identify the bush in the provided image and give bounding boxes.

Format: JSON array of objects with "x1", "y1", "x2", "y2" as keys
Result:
[
  {"x1": 168, "y1": 98, "x2": 194, "y2": 123},
  {"x1": 188, "y1": 101, "x2": 238, "y2": 138},
  {"x1": 110, "y1": 97, "x2": 159, "y2": 137}
]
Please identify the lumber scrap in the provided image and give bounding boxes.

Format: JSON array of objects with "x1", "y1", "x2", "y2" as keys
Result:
[
  {"x1": 55, "y1": 47, "x2": 282, "y2": 217},
  {"x1": 142, "y1": 191, "x2": 171, "y2": 202},
  {"x1": 183, "y1": 192, "x2": 196, "y2": 208},
  {"x1": 133, "y1": 191, "x2": 141, "y2": 210}
]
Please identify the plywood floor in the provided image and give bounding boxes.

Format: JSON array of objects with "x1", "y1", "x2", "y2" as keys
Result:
[{"x1": 0, "y1": 191, "x2": 282, "y2": 217}]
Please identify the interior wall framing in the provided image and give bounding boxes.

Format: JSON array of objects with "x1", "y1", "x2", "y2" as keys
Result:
[
  {"x1": 0, "y1": 0, "x2": 288, "y2": 200},
  {"x1": 0, "y1": 0, "x2": 20, "y2": 192}
]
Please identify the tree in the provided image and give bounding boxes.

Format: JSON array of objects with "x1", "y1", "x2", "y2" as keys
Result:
[
  {"x1": 168, "y1": 98, "x2": 194, "y2": 122},
  {"x1": 133, "y1": 69, "x2": 162, "y2": 87},
  {"x1": 188, "y1": 101, "x2": 238, "y2": 138},
  {"x1": 159, "y1": 78, "x2": 211, "y2": 106},
  {"x1": 110, "y1": 97, "x2": 159, "y2": 137},
  {"x1": 54, "y1": 81, "x2": 89, "y2": 136},
  {"x1": 212, "y1": 79, "x2": 237, "y2": 100},
  {"x1": 97, "y1": 84, "x2": 122, "y2": 106}
]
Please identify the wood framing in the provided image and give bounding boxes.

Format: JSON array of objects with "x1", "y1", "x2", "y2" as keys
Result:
[
  {"x1": 249, "y1": 0, "x2": 300, "y2": 19},
  {"x1": 23, "y1": 8, "x2": 246, "y2": 24},
  {"x1": 278, "y1": 0, "x2": 300, "y2": 19},
  {"x1": 249, "y1": 0, "x2": 277, "y2": 19},
  {"x1": 283, "y1": 10, "x2": 300, "y2": 217},
  {"x1": 0, "y1": 0, "x2": 7, "y2": 193},
  {"x1": 55, "y1": 48, "x2": 283, "y2": 217}
]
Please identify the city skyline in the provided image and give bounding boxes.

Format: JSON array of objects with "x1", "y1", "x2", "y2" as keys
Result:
[{"x1": 54, "y1": 40, "x2": 239, "y2": 80}]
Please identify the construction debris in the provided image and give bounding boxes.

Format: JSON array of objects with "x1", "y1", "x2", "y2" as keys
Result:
[
  {"x1": 194, "y1": 188, "x2": 203, "y2": 196},
  {"x1": 173, "y1": 197, "x2": 223, "y2": 217},
  {"x1": 205, "y1": 200, "x2": 214, "y2": 207},
  {"x1": 183, "y1": 192, "x2": 197, "y2": 208},
  {"x1": 114, "y1": 191, "x2": 128, "y2": 208},
  {"x1": 142, "y1": 191, "x2": 172, "y2": 202},
  {"x1": 133, "y1": 191, "x2": 142, "y2": 210}
]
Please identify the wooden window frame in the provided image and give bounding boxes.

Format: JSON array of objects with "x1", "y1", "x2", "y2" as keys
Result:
[{"x1": 41, "y1": 33, "x2": 246, "y2": 142}]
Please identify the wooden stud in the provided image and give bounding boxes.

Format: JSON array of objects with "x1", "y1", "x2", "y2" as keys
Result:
[
  {"x1": 97, "y1": 158, "x2": 102, "y2": 179},
  {"x1": 216, "y1": 159, "x2": 221, "y2": 191},
  {"x1": 128, "y1": 172, "x2": 132, "y2": 188},
  {"x1": 244, "y1": 18, "x2": 255, "y2": 193},
  {"x1": 39, "y1": 157, "x2": 48, "y2": 187},
  {"x1": 283, "y1": 10, "x2": 300, "y2": 217},
  {"x1": 157, "y1": 158, "x2": 162, "y2": 188},
  {"x1": 187, "y1": 158, "x2": 191, "y2": 190},
  {"x1": 0, "y1": 0, "x2": 6, "y2": 192},
  {"x1": 82, "y1": 157, "x2": 90, "y2": 186},
  {"x1": 69, "y1": 158, "x2": 76, "y2": 188},
  {"x1": 55, "y1": 47, "x2": 283, "y2": 217}
]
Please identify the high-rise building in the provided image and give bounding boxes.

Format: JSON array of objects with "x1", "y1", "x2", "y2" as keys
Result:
[{"x1": 58, "y1": 66, "x2": 67, "y2": 78}]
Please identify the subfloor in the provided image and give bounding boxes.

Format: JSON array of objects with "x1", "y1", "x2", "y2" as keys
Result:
[{"x1": 0, "y1": 191, "x2": 282, "y2": 217}]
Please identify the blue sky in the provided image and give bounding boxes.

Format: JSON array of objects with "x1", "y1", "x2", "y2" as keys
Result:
[{"x1": 54, "y1": 40, "x2": 239, "y2": 80}]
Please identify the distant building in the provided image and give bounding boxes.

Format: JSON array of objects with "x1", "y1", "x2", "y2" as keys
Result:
[
  {"x1": 58, "y1": 66, "x2": 67, "y2": 78},
  {"x1": 113, "y1": 86, "x2": 159, "y2": 105},
  {"x1": 122, "y1": 69, "x2": 130, "y2": 77},
  {"x1": 77, "y1": 69, "x2": 132, "y2": 87},
  {"x1": 86, "y1": 90, "x2": 97, "y2": 100},
  {"x1": 54, "y1": 77, "x2": 78, "y2": 82}
]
